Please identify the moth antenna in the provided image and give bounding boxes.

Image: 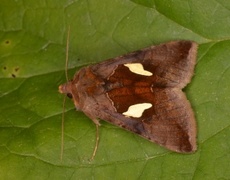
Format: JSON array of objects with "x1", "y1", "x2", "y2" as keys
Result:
[
  {"x1": 60, "y1": 26, "x2": 71, "y2": 161},
  {"x1": 90, "y1": 124, "x2": 100, "y2": 161},
  {"x1": 65, "y1": 26, "x2": 70, "y2": 82},
  {"x1": 60, "y1": 95, "x2": 66, "y2": 161}
]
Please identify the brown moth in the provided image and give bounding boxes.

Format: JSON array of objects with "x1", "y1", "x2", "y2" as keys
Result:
[{"x1": 59, "y1": 40, "x2": 198, "y2": 156}]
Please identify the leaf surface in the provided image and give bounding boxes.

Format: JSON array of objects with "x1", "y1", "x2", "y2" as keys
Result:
[{"x1": 0, "y1": 0, "x2": 230, "y2": 179}]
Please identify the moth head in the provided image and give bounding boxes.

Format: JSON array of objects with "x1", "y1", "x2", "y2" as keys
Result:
[
  {"x1": 59, "y1": 81, "x2": 73, "y2": 99},
  {"x1": 59, "y1": 80, "x2": 81, "y2": 110}
]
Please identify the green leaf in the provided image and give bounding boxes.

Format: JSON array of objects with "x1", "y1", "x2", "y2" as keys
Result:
[{"x1": 1, "y1": 0, "x2": 230, "y2": 179}]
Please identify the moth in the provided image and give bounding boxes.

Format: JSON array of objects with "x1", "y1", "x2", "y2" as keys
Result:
[{"x1": 59, "y1": 40, "x2": 198, "y2": 156}]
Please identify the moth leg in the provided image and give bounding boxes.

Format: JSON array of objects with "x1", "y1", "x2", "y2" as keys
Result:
[
  {"x1": 84, "y1": 112, "x2": 101, "y2": 126},
  {"x1": 83, "y1": 112, "x2": 101, "y2": 160},
  {"x1": 90, "y1": 123, "x2": 99, "y2": 161},
  {"x1": 91, "y1": 118, "x2": 101, "y2": 126}
]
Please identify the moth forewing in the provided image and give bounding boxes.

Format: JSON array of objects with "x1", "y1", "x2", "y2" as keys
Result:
[{"x1": 59, "y1": 40, "x2": 198, "y2": 158}]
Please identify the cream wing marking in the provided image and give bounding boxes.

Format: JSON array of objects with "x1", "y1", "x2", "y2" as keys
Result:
[
  {"x1": 122, "y1": 103, "x2": 152, "y2": 118},
  {"x1": 124, "y1": 63, "x2": 153, "y2": 76}
]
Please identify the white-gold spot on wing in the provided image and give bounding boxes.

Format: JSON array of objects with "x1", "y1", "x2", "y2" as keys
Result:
[
  {"x1": 122, "y1": 103, "x2": 152, "y2": 118},
  {"x1": 124, "y1": 63, "x2": 153, "y2": 76}
]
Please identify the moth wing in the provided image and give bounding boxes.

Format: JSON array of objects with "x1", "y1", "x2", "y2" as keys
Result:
[
  {"x1": 91, "y1": 40, "x2": 197, "y2": 88},
  {"x1": 96, "y1": 88, "x2": 196, "y2": 153}
]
